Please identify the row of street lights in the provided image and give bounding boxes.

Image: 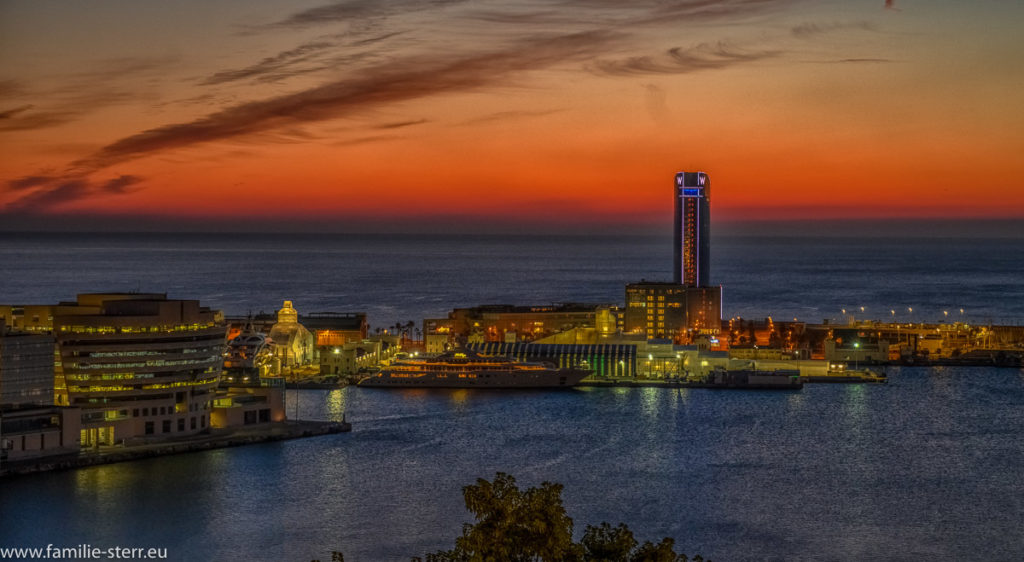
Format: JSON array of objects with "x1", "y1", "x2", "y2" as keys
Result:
[{"x1": 839, "y1": 307, "x2": 966, "y2": 323}]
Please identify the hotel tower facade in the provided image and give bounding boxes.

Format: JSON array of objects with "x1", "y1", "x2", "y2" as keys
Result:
[{"x1": 673, "y1": 171, "x2": 711, "y2": 287}]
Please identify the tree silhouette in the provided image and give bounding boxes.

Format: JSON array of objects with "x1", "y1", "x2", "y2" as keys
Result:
[
  {"x1": 316, "y1": 474, "x2": 705, "y2": 561},
  {"x1": 420, "y1": 473, "x2": 704, "y2": 562}
]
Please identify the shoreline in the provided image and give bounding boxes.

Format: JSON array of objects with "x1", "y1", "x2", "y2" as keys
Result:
[{"x1": 1, "y1": 419, "x2": 350, "y2": 478}]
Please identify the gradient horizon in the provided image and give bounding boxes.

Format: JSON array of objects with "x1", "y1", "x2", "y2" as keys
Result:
[{"x1": 2, "y1": 1, "x2": 1022, "y2": 231}]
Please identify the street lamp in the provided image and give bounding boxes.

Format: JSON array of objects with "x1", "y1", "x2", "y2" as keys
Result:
[{"x1": 853, "y1": 342, "x2": 860, "y2": 370}]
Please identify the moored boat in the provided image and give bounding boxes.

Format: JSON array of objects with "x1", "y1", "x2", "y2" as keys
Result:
[
  {"x1": 358, "y1": 349, "x2": 590, "y2": 389},
  {"x1": 802, "y1": 363, "x2": 887, "y2": 384},
  {"x1": 687, "y1": 367, "x2": 803, "y2": 390}
]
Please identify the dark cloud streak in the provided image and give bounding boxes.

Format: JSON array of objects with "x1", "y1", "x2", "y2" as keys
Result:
[
  {"x1": 3, "y1": 179, "x2": 90, "y2": 213},
  {"x1": 2, "y1": 175, "x2": 144, "y2": 212},
  {"x1": 0, "y1": 105, "x2": 34, "y2": 119},
  {"x1": 375, "y1": 119, "x2": 428, "y2": 129},
  {"x1": 199, "y1": 42, "x2": 336, "y2": 85},
  {"x1": 72, "y1": 30, "x2": 619, "y2": 171},
  {"x1": 7, "y1": 175, "x2": 56, "y2": 191},
  {"x1": 591, "y1": 42, "x2": 779, "y2": 76},
  {"x1": 267, "y1": 0, "x2": 469, "y2": 29},
  {"x1": 100, "y1": 175, "x2": 144, "y2": 194}
]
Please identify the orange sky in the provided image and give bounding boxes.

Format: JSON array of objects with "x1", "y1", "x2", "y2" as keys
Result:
[{"x1": 2, "y1": 1, "x2": 1023, "y2": 231}]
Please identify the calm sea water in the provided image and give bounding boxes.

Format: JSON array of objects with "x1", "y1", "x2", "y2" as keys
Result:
[
  {"x1": 2, "y1": 232, "x2": 1024, "y2": 561},
  {"x1": 2, "y1": 232, "x2": 1024, "y2": 326}
]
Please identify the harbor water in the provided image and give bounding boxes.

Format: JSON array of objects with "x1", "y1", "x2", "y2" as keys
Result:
[{"x1": 1, "y1": 232, "x2": 1023, "y2": 560}]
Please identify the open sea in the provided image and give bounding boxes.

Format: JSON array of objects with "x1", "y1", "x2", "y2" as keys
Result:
[{"x1": 1, "y1": 231, "x2": 1023, "y2": 561}]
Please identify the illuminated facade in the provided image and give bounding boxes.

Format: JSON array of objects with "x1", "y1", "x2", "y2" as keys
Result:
[
  {"x1": 267, "y1": 300, "x2": 315, "y2": 369},
  {"x1": 469, "y1": 342, "x2": 638, "y2": 378},
  {"x1": 624, "y1": 282, "x2": 721, "y2": 339},
  {"x1": 4, "y1": 294, "x2": 227, "y2": 447},
  {"x1": 427, "y1": 304, "x2": 618, "y2": 351},
  {"x1": 674, "y1": 171, "x2": 711, "y2": 287}
]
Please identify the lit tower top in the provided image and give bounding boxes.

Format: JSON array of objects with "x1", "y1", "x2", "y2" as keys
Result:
[
  {"x1": 277, "y1": 300, "x2": 299, "y2": 324},
  {"x1": 673, "y1": 171, "x2": 710, "y2": 287}
]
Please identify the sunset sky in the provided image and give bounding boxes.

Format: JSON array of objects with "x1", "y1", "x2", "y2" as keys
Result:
[{"x1": 1, "y1": 0, "x2": 1022, "y2": 232}]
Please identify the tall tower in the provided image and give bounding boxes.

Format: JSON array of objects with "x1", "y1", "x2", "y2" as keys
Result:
[{"x1": 673, "y1": 171, "x2": 710, "y2": 287}]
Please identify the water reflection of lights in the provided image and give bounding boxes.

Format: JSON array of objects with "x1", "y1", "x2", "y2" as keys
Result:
[
  {"x1": 640, "y1": 387, "x2": 659, "y2": 419},
  {"x1": 325, "y1": 389, "x2": 347, "y2": 422},
  {"x1": 450, "y1": 389, "x2": 469, "y2": 407},
  {"x1": 843, "y1": 383, "x2": 867, "y2": 420}
]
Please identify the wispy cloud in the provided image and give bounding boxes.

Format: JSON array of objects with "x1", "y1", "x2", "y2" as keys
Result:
[
  {"x1": 836, "y1": 58, "x2": 891, "y2": 63},
  {"x1": 71, "y1": 30, "x2": 618, "y2": 171},
  {"x1": 375, "y1": 119, "x2": 428, "y2": 129},
  {"x1": 2, "y1": 174, "x2": 144, "y2": 212},
  {"x1": 331, "y1": 134, "x2": 403, "y2": 147},
  {"x1": 2, "y1": 179, "x2": 90, "y2": 212},
  {"x1": 267, "y1": 0, "x2": 469, "y2": 29},
  {"x1": 0, "y1": 56, "x2": 175, "y2": 132},
  {"x1": 199, "y1": 42, "x2": 337, "y2": 85},
  {"x1": 0, "y1": 105, "x2": 34, "y2": 120},
  {"x1": 460, "y1": 109, "x2": 564, "y2": 125},
  {"x1": 0, "y1": 108, "x2": 79, "y2": 132},
  {"x1": 100, "y1": 175, "x2": 144, "y2": 194},
  {"x1": 591, "y1": 42, "x2": 779, "y2": 76},
  {"x1": 791, "y1": 21, "x2": 875, "y2": 38},
  {"x1": 0, "y1": 80, "x2": 26, "y2": 97},
  {"x1": 7, "y1": 175, "x2": 57, "y2": 191}
]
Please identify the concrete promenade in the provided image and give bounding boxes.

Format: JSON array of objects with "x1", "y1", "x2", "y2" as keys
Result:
[{"x1": 1, "y1": 419, "x2": 350, "y2": 477}]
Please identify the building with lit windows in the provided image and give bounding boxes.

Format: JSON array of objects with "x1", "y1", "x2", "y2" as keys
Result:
[
  {"x1": 468, "y1": 342, "x2": 638, "y2": 378},
  {"x1": 1, "y1": 319, "x2": 82, "y2": 465},
  {"x1": 4, "y1": 294, "x2": 227, "y2": 447},
  {"x1": 674, "y1": 171, "x2": 711, "y2": 287},
  {"x1": 425, "y1": 304, "x2": 619, "y2": 352},
  {"x1": 624, "y1": 281, "x2": 721, "y2": 340},
  {"x1": 0, "y1": 319, "x2": 55, "y2": 407}
]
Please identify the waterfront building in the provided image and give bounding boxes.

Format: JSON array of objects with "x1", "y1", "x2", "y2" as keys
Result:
[
  {"x1": 624, "y1": 282, "x2": 721, "y2": 340},
  {"x1": 46, "y1": 294, "x2": 227, "y2": 447},
  {"x1": 211, "y1": 378, "x2": 285, "y2": 428},
  {"x1": 824, "y1": 328, "x2": 892, "y2": 365},
  {"x1": 0, "y1": 319, "x2": 55, "y2": 407},
  {"x1": 303, "y1": 312, "x2": 368, "y2": 348},
  {"x1": 267, "y1": 301, "x2": 315, "y2": 370},
  {"x1": 4, "y1": 294, "x2": 227, "y2": 447},
  {"x1": 468, "y1": 342, "x2": 638, "y2": 378},
  {"x1": 426, "y1": 304, "x2": 618, "y2": 351},
  {"x1": 674, "y1": 171, "x2": 711, "y2": 287},
  {"x1": 1, "y1": 319, "x2": 82, "y2": 465},
  {"x1": 320, "y1": 338, "x2": 388, "y2": 377}
]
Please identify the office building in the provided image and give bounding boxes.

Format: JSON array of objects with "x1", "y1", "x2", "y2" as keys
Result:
[{"x1": 674, "y1": 171, "x2": 711, "y2": 287}]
